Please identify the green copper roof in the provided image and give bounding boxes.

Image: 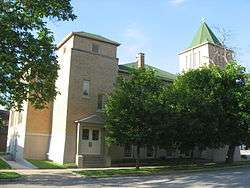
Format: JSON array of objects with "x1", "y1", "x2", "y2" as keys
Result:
[
  {"x1": 118, "y1": 63, "x2": 176, "y2": 81},
  {"x1": 75, "y1": 31, "x2": 120, "y2": 46},
  {"x1": 188, "y1": 22, "x2": 221, "y2": 49}
]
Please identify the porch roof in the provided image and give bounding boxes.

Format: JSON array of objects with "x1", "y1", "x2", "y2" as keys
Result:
[{"x1": 75, "y1": 114, "x2": 104, "y2": 125}]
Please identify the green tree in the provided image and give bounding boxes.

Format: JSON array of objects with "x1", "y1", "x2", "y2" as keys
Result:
[
  {"x1": 104, "y1": 68, "x2": 164, "y2": 169},
  {"x1": 0, "y1": 0, "x2": 76, "y2": 110},
  {"x1": 168, "y1": 62, "x2": 250, "y2": 162}
]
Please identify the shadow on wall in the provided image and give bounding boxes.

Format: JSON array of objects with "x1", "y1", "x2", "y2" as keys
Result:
[
  {"x1": 0, "y1": 130, "x2": 8, "y2": 151},
  {"x1": 6, "y1": 132, "x2": 24, "y2": 161}
]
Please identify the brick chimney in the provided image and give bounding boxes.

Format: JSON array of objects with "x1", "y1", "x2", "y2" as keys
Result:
[{"x1": 137, "y1": 53, "x2": 145, "y2": 68}]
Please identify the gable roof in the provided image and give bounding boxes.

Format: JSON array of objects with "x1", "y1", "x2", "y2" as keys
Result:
[
  {"x1": 57, "y1": 31, "x2": 120, "y2": 49},
  {"x1": 74, "y1": 31, "x2": 120, "y2": 46},
  {"x1": 75, "y1": 114, "x2": 104, "y2": 125},
  {"x1": 188, "y1": 22, "x2": 222, "y2": 49},
  {"x1": 118, "y1": 62, "x2": 176, "y2": 81}
]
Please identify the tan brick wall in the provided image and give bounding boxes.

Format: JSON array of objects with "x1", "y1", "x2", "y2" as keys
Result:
[
  {"x1": 25, "y1": 103, "x2": 52, "y2": 135},
  {"x1": 63, "y1": 36, "x2": 118, "y2": 163},
  {"x1": 208, "y1": 44, "x2": 233, "y2": 67},
  {"x1": 24, "y1": 134, "x2": 50, "y2": 160}
]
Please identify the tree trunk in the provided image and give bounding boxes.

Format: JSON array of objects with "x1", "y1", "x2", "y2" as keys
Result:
[
  {"x1": 226, "y1": 144, "x2": 236, "y2": 163},
  {"x1": 135, "y1": 144, "x2": 140, "y2": 170}
]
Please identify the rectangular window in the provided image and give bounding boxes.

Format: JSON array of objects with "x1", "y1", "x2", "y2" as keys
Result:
[
  {"x1": 193, "y1": 53, "x2": 196, "y2": 67},
  {"x1": 97, "y1": 94, "x2": 105, "y2": 110},
  {"x1": 18, "y1": 112, "x2": 22, "y2": 124},
  {"x1": 92, "y1": 130, "x2": 99, "y2": 141},
  {"x1": 146, "y1": 146, "x2": 154, "y2": 158},
  {"x1": 92, "y1": 44, "x2": 99, "y2": 53},
  {"x1": 185, "y1": 56, "x2": 188, "y2": 69},
  {"x1": 83, "y1": 80, "x2": 90, "y2": 97},
  {"x1": 198, "y1": 51, "x2": 201, "y2": 66},
  {"x1": 124, "y1": 144, "x2": 132, "y2": 158},
  {"x1": 82, "y1": 129, "x2": 89, "y2": 140},
  {"x1": 189, "y1": 54, "x2": 192, "y2": 68},
  {"x1": 166, "y1": 150, "x2": 172, "y2": 157}
]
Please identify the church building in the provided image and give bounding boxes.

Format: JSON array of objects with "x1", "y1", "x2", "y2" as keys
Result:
[{"x1": 6, "y1": 22, "x2": 240, "y2": 167}]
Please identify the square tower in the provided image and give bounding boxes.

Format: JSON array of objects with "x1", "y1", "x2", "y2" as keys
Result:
[
  {"x1": 178, "y1": 22, "x2": 233, "y2": 72},
  {"x1": 48, "y1": 32, "x2": 120, "y2": 164}
]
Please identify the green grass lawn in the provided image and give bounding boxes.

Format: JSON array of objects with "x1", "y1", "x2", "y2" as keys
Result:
[
  {"x1": 0, "y1": 172, "x2": 22, "y2": 180},
  {"x1": 0, "y1": 158, "x2": 11, "y2": 169},
  {"x1": 74, "y1": 161, "x2": 250, "y2": 178},
  {"x1": 27, "y1": 159, "x2": 66, "y2": 169},
  {"x1": 27, "y1": 159, "x2": 77, "y2": 169}
]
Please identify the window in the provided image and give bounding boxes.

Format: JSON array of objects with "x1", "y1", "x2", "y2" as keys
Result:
[
  {"x1": 146, "y1": 146, "x2": 154, "y2": 158},
  {"x1": 189, "y1": 54, "x2": 192, "y2": 68},
  {"x1": 166, "y1": 150, "x2": 172, "y2": 157},
  {"x1": 193, "y1": 53, "x2": 196, "y2": 67},
  {"x1": 185, "y1": 56, "x2": 188, "y2": 69},
  {"x1": 18, "y1": 112, "x2": 22, "y2": 124},
  {"x1": 124, "y1": 144, "x2": 132, "y2": 158},
  {"x1": 198, "y1": 51, "x2": 201, "y2": 66},
  {"x1": 83, "y1": 80, "x2": 90, "y2": 97},
  {"x1": 92, "y1": 130, "x2": 99, "y2": 141},
  {"x1": 92, "y1": 44, "x2": 99, "y2": 53},
  {"x1": 97, "y1": 94, "x2": 105, "y2": 110},
  {"x1": 82, "y1": 129, "x2": 89, "y2": 140}
]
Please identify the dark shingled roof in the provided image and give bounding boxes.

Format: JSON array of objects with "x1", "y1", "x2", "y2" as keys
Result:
[{"x1": 74, "y1": 31, "x2": 120, "y2": 46}]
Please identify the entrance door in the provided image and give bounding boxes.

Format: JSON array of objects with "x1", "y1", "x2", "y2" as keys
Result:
[{"x1": 81, "y1": 128, "x2": 101, "y2": 155}]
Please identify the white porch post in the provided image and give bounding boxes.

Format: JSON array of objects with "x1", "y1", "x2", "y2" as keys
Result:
[{"x1": 75, "y1": 123, "x2": 83, "y2": 167}]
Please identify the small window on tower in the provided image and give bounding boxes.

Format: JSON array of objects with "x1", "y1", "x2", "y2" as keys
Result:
[
  {"x1": 97, "y1": 94, "x2": 105, "y2": 110},
  {"x1": 92, "y1": 44, "x2": 99, "y2": 53},
  {"x1": 83, "y1": 80, "x2": 90, "y2": 97}
]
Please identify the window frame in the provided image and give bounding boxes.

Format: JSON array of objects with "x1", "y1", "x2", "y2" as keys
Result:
[
  {"x1": 146, "y1": 146, "x2": 154, "y2": 158},
  {"x1": 124, "y1": 144, "x2": 133, "y2": 158},
  {"x1": 83, "y1": 80, "x2": 90, "y2": 97},
  {"x1": 92, "y1": 129, "x2": 99, "y2": 141},
  {"x1": 92, "y1": 43, "x2": 100, "y2": 54},
  {"x1": 82, "y1": 129, "x2": 89, "y2": 140}
]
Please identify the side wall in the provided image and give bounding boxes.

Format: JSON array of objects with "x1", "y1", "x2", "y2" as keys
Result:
[
  {"x1": 6, "y1": 103, "x2": 29, "y2": 160},
  {"x1": 48, "y1": 37, "x2": 74, "y2": 164},
  {"x1": 24, "y1": 103, "x2": 53, "y2": 160},
  {"x1": 179, "y1": 44, "x2": 209, "y2": 72}
]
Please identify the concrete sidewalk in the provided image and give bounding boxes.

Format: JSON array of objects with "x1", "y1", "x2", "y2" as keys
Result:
[{"x1": 0, "y1": 156, "x2": 37, "y2": 169}]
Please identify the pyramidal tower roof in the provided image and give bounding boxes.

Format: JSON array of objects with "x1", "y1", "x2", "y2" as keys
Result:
[{"x1": 188, "y1": 22, "x2": 222, "y2": 49}]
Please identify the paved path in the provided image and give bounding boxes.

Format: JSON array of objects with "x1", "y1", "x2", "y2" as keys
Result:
[
  {"x1": 0, "y1": 156, "x2": 36, "y2": 169},
  {"x1": 1, "y1": 167, "x2": 250, "y2": 187}
]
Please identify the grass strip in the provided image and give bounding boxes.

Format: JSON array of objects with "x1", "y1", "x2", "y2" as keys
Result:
[
  {"x1": 74, "y1": 161, "x2": 250, "y2": 178},
  {"x1": 0, "y1": 172, "x2": 22, "y2": 180},
  {"x1": 0, "y1": 158, "x2": 11, "y2": 169},
  {"x1": 27, "y1": 159, "x2": 66, "y2": 169}
]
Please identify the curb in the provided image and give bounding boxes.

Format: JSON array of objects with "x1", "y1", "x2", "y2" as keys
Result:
[
  {"x1": 0, "y1": 176, "x2": 25, "y2": 183},
  {"x1": 73, "y1": 164, "x2": 250, "y2": 178}
]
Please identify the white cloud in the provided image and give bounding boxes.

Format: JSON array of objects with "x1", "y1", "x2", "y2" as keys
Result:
[
  {"x1": 120, "y1": 23, "x2": 149, "y2": 60},
  {"x1": 169, "y1": 0, "x2": 187, "y2": 6}
]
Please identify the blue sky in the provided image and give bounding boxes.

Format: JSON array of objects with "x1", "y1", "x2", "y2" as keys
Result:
[{"x1": 49, "y1": 0, "x2": 249, "y2": 74}]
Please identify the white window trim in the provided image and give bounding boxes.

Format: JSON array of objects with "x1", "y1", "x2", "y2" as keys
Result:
[
  {"x1": 83, "y1": 80, "x2": 90, "y2": 98},
  {"x1": 124, "y1": 144, "x2": 133, "y2": 158},
  {"x1": 146, "y1": 146, "x2": 154, "y2": 159}
]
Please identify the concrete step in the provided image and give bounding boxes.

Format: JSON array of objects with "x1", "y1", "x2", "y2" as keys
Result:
[{"x1": 82, "y1": 155, "x2": 106, "y2": 168}]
